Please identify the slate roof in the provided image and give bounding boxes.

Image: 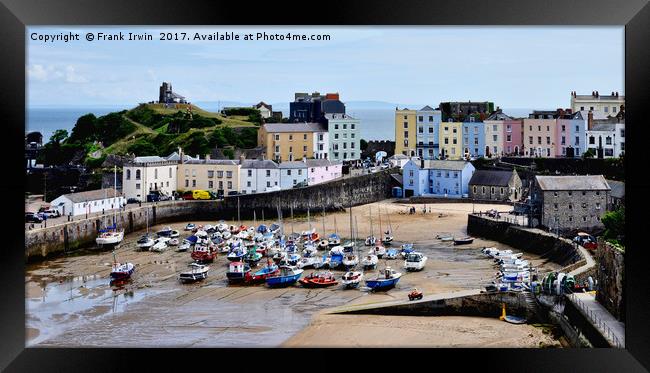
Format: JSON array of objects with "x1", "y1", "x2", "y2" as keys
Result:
[
  {"x1": 166, "y1": 152, "x2": 198, "y2": 162},
  {"x1": 59, "y1": 188, "x2": 123, "y2": 203},
  {"x1": 241, "y1": 160, "x2": 279, "y2": 169},
  {"x1": 590, "y1": 123, "x2": 616, "y2": 132},
  {"x1": 422, "y1": 160, "x2": 471, "y2": 171},
  {"x1": 306, "y1": 159, "x2": 341, "y2": 168},
  {"x1": 183, "y1": 159, "x2": 239, "y2": 166},
  {"x1": 278, "y1": 161, "x2": 307, "y2": 169},
  {"x1": 606, "y1": 180, "x2": 625, "y2": 199},
  {"x1": 535, "y1": 175, "x2": 610, "y2": 191},
  {"x1": 263, "y1": 122, "x2": 326, "y2": 133},
  {"x1": 469, "y1": 170, "x2": 514, "y2": 187},
  {"x1": 485, "y1": 111, "x2": 514, "y2": 121},
  {"x1": 419, "y1": 105, "x2": 436, "y2": 111},
  {"x1": 133, "y1": 156, "x2": 167, "y2": 163}
]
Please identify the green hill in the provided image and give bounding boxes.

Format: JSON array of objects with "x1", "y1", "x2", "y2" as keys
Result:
[{"x1": 38, "y1": 103, "x2": 261, "y2": 168}]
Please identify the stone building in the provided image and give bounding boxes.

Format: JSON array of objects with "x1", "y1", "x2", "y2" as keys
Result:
[
  {"x1": 158, "y1": 82, "x2": 187, "y2": 104},
  {"x1": 595, "y1": 239, "x2": 625, "y2": 321},
  {"x1": 530, "y1": 175, "x2": 610, "y2": 231},
  {"x1": 468, "y1": 169, "x2": 522, "y2": 202}
]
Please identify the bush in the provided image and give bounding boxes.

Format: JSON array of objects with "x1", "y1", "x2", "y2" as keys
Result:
[
  {"x1": 127, "y1": 138, "x2": 158, "y2": 156},
  {"x1": 223, "y1": 107, "x2": 258, "y2": 116},
  {"x1": 602, "y1": 207, "x2": 625, "y2": 243}
]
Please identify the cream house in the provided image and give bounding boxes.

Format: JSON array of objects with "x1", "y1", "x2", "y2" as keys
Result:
[{"x1": 177, "y1": 156, "x2": 241, "y2": 195}]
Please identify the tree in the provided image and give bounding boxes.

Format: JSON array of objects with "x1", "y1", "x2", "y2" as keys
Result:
[
  {"x1": 127, "y1": 138, "x2": 158, "y2": 156},
  {"x1": 602, "y1": 207, "x2": 625, "y2": 244},
  {"x1": 582, "y1": 149, "x2": 595, "y2": 159},
  {"x1": 68, "y1": 114, "x2": 97, "y2": 144},
  {"x1": 49, "y1": 129, "x2": 69, "y2": 145},
  {"x1": 360, "y1": 139, "x2": 368, "y2": 151},
  {"x1": 183, "y1": 132, "x2": 210, "y2": 157}
]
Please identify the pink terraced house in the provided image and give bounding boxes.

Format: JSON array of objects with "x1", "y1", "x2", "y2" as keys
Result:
[
  {"x1": 305, "y1": 159, "x2": 343, "y2": 185},
  {"x1": 502, "y1": 119, "x2": 523, "y2": 156}
]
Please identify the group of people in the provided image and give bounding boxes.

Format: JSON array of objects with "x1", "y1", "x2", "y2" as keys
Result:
[{"x1": 407, "y1": 205, "x2": 433, "y2": 214}]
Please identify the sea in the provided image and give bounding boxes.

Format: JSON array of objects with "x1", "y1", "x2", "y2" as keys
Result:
[{"x1": 27, "y1": 105, "x2": 537, "y2": 143}]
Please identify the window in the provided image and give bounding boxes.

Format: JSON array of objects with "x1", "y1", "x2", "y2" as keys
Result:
[
  {"x1": 247, "y1": 181, "x2": 251, "y2": 187},
  {"x1": 493, "y1": 135, "x2": 498, "y2": 142},
  {"x1": 208, "y1": 181, "x2": 213, "y2": 189},
  {"x1": 289, "y1": 134, "x2": 293, "y2": 141},
  {"x1": 491, "y1": 187, "x2": 495, "y2": 193},
  {"x1": 266, "y1": 170, "x2": 271, "y2": 177},
  {"x1": 418, "y1": 116, "x2": 423, "y2": 122},
  {"x1": 429, "y1": 116, "x2": 433, "y2": 122},
  {"x1": 453, "y1": 138, "x2": 457, "y2": 145},
  {"x1": 247, "y1": 170, "x2": 252, "y2": 177},
  {"x1": 537, "y1": 136, "x2": 542, "y2": 145},
  {"x1": 191, "y1": 169, "x2": 196, "y2": 177},
  {"x1": 464, "y1": 137, "x2": 469, "y2": 144},
  {"x1": 506, "y1": 134, "x2": 512, "y2": 142},
  {"x1": 621, "y1": 129, "x2": 625, "y2": 137},
  {"x1": 334, "y1": 124, "x2": 339, "y2": 130},
  {"x1": 561, "y1": 136, "x2": 566, "y2": 145},
  {"x1": 428, "y1": 127, "x2": 433, "y2": 134},
  {"x1": 474, "y1": 138, "x2": 479, "y2": 145},
  {"x1": 436, "y1": 171, "x2": 441, "y2": 177},
  {"x1": 169, "y1": 168, "x2": 172, "y2": 178},
  {"x1": 596, "y1": 202, "x2": 601, "y2": 209},
  {"x1": 208, "y1": 170, "x2": 214, "y2": 178},
  {"x1": 583, "y1": 216, "x2": 587, "y2": 222},
  {"x1": 529, "y1": 136, "x2": 533, "y2": 145},
  {"x1": 590, "y1": 106, "x2": 594, "y2": 111},
  {"x1": 351, "y1": 124, "x2": 355, "y2": 129},
  {"x1": 604, "y1": 107, "x2": 609, "y2": 113},
  {"x1": 418, "y1": 127, "x2": 423, "y2": 133},
  {"x1": 403, "y1": 122, "x2": 408, "y2": 129},
  {"x1": 219, "y1": 181, "x2": 223, "y2": 189},
  {"x1": 275, "y1": 134, "x2": 280, "y2": 141},
  {"x1": 482, "y1": 186, "x2": 485, "y2": 193},
  {"x1": 589, "y1": 136, "x2": 595, "y2": 145},
  {"x1": 580, "y1": 106, "x2": 585, "y2": 111},
  {"x1": 154, "y1": 169, "x2": 158, "y2": 179},
  {"x1": 289, "y1": 146, "x2": 293, "y2": 153},
  {"x1": 444, "y1": 138, "x2": 449, "y2": 145},
  {"x1": 507, "y1": 125, "x2": 512, "y2": 132},
  {"x1": 568, "y1": 191, "x2": 572, "y2": 196},
  {"x1": 453, "y1": 128, "x2": 457, "y2": 134},
  {"x1": 445, "y1": 172, "x2": 450, "y2": 178},
  {"x1": 228, "y1": 181, "x2": 232, "y2": 189},
  {"x1": 185, "y1": 180, "x2": 188, "y2": 187},
  {"x1": 568, "y1": 204, "x2": 572, "y2": 210},
  {"x1": 136, "y1": 170, "x2": 141, "y2": 179},
  {"x1": 303, "y1": 134, "x2": 307, "y2": 140},
  {"x1": 606, "y1": 136, "x2": 612, "y2": 145},
  {"x1": 275, "y1": 145, "x2": 280, "y2": 153},
  {"x1": 136, "y1": 183, "x2": 141, "y2": 190},
  {"x1": 126, "y1": 169, "x2": 131, "y2": 180},
  {"x1": 613, "y1": 107, "x2": 617, "y2": 113},
  {"x1": 303, "y1": 145, "x2": 308, "y2": 152},
  {"x1": 217, "y1": 171, "x2": 224, "y2": 178},
  {"x1": 473, "y1": 186, "x2": 477, "y2": 193},
  {"x1": 343, "y1": 124, "x2": 347, "y2": 130},
  {"x1": 575, "y1": 136, "x2": 580, "y2": 145},
  {"x1": 493, "y1": 125, "x2": 497, "y2": 131},
  {"x1": 192, "y1": 180, "x2": 196, "y2": 187}
]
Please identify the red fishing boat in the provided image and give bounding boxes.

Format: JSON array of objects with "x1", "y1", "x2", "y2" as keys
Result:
[
  {"x1": 244, "y1": 259, "x2": 280, "y2": 284},
  {"x1": 191, "y1": 245, "x2": 216, "y2": 263},
  {"x1": 299, "y1": 271, "x2": 338, "y2": 288}
]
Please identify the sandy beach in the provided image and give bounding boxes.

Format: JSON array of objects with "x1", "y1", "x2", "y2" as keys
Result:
[{"x1": 25, "y1": 200, "x2": 561, "y2": 347}]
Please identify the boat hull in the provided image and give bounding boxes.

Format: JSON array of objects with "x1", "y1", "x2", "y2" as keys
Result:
[
  {"x1": 266, "y1": 272, "x2": 303, "y2": 287},
  {"x1": 365, "y1": 277, "x2": 401, "y2": 291}
]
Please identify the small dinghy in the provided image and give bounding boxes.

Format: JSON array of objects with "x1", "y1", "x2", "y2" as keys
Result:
[
  {"x1": 365, "y1": 235, "x2": 376, "y2": 246},
  {"x1": 365, "y1": 266, "x2": 402, "y2": 291},
  {"x1": 243, "y1": 249, "x2": 263, "y2": 266},
  {"x1": 361, "y1": 254, "x2": 378, "y2": 269},
  {"x1": 499, "y1": 303, "x2": 526, "y2": 324},
  {"x1": 287, "y1": 252, "x2": 301, "y2": 266},
  {"x1": 156, "y1": 227, "x2": 174, "y2": 237},
  {"x1": 385, "y1": 248, "x2": 399, "y2": 259},
  {"x1": 404, "y1": 252, "x2": 428, "y2": 272},
  {"x1": 227, "y1": 248, "x2": 245, "y2": 262},
  {"x1": 303, "y1": 243, "x2": 318, "y2": 256},
  {"x1": 168, "y1": 238, "x2": 180, "y2": 246},
  {"x1": 400, "y1": 243, "x2": 414, "y2": 257},
  {"x1": 217, "y1": 222, "x2": 229, "y2": 232},
  {"x1": 299, "y1": 271, "x2": 338, "y2": 288},
  {"x1": 453, "y1": 236, "x2": 474, "y2": 245},
  {"x1": 179, "y1": 263, "x2": 210, "y2": 283},
  {"x1": 328, "y1": 253, "x2": 344, "y2": 269},
  {"x1": 436, "y1": 234, "x2": 453, "y2": 242},
  {"x1": 176, "y1": 241, "x2": 192, "y2": 252},
  {"x1": 370, "y1": 244, "x2": 386, "y2": 259},
  {"x1": 342, "y1": 241, "x2": 355, "y2": 252},
  {"x1": 341, "y1": 271, "x2": 363, "y2": 289},
  {"x1": 184, "y1": 223, "x2": 196, "y2": 231},
  {"x1": 266, "y1": 265, "x2": 304, "y2": 288},
  {"x1": 226, "y1": 261, "x2": 251, "y2": 283},
  {"x1": 170, "y1": 230, "x2": 180, "y2": 238},
  {"x1": 269, "y1": 223, "x2": 281, "y2": 235},
  {"x1": 318, "y1": 240, "x2": 330, "y2": 250},
  {"x1": 297, "y1": 255, "x2": 320, "y2": 269}
]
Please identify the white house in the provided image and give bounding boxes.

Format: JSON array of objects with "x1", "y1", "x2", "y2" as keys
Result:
[
  {"x1": 306, "y1": 159, "x2": 343, "y2": 185},
  {"x1": 388, "y1": 154, "x2": 416, "y2": 169},
  {"x1": 279, "y1": 161, "x2": 308, "y2": 189},
  {"x1": 240, "y1": 159, "x2": 280, "y2": 194},
  {"x1": 402, "y1": 159, "x2": 475, "y2": 198},
  {"x1": 122, "y1": 156, "x2": 178, "y2": 201},
  {"x1": 326, "y1": 113, "x2": 360, "y2": 161},
  {"x1": 586, "y1": 122, "x2": 625, "y2": 158},
  {"x1": 254, "y1": 102, "x2": 273, "y2": 119},
  {"x1": 50, "y1": 188, "x2": 125, "y2": 217}
]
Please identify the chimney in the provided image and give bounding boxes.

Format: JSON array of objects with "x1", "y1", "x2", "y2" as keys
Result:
[
  {"x1": 616, "y1": 92, "x2": 619, "y2": 98},
  {"x1": 587, "y1": 110, "x2": 594, "y2": 130},
  {"x1": 592, "y1": 91, "x2": 595, "y2": 97},
  {"x1": 179, "y1": 147, "x2": 184, "y2": 164}
]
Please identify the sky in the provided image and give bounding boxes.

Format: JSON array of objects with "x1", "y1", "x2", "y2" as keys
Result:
[{"x1": 27, "y1": 26, "x2": 624, "y2": 109}]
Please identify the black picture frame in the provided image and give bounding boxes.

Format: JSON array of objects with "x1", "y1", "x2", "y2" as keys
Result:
[{"x1": 2, "y1": 0, "x2": 649, "y2": 371}]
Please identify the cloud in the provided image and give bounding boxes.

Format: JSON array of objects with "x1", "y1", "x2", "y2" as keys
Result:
[{"x1": 27, "y1": 64, "x2": 88, "y2": 83}]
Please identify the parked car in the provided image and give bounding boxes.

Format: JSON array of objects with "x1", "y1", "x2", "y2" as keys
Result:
[
  {"x1": 38, "y1": 208, "x2": 60, "y2": 218},
  {"x1": 25, "y1": 212, "x2": 43, "y2": 223},
  {"x1": 126, "y1": 198, "x2": 140, "y2": 204},
  {"x1": 227, "y1": 191, "x2": 239, "y2": 196}
]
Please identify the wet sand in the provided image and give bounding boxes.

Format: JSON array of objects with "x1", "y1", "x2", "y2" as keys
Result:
[{"x1": 26, "y1": 200, "x2": 560, "y2": 347}]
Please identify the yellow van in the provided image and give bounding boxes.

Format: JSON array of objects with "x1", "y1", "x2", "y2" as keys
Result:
[{"x1": 192, "y1": 190, "x2": 211, "y2": 200}]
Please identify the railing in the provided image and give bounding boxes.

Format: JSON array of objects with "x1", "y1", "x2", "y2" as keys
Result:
[{"x1": 567, "y1": 293, "x2": 624, "y2": 348}]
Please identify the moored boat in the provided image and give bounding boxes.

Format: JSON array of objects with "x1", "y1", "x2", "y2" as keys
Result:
[
  {"x1": 328, "y1": 233, "x2": 341, "y2": 247},
  {"x1": 365, "y1": 266, "x2": 402, "y2": 291},
  {"x1": 179, "y1": 263, "x2": 210, "y2": 283},
  {"x1": 150, "y1": 237, "x2": 170, "y2": 252},
  {"x1": 109, "y1": 251, "x2": 134, "y2": 280},
  {"x1": 246, "y1": 260, "x2": 280, "y2": 283},
  {"x1": 453, "y1": 236, "x2": 474, "y2": 245},
  {"x1": 136, "y1": 234, "x2": 155, "y2": 250},
  {"x1": 318, "y1": 240, "x2": 330, "y2": 250},
  {"x1": 185, "y1": 223, "x2": 196, "y2": 231},
  {"x1": 341, "y1": 271, "x2": 363, "y2": 289},
  {"x1": 226, "y1": 261, "x2": 251, "y2": 283},
  {"x1": 266, "y1": 265, "x2": 304, "y2": 287},
  {"x1": 156, "y1": 226, "x2": 174, "y2": 237},
  {"x1": 299, "y1": 271, "x2": 338, "y2": 288},
  {"x1": 191, "y1": 245, "x2": 216, "y2": 263},
  {"x1": 342, "y1": 253, "x2": 359, "y2": 269},
  {"x1": 361, "y1": 254, "x2": 378, "y2": 269}
]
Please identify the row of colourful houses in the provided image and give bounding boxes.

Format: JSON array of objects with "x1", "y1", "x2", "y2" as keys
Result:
[
  {"x1": 121, "y1": 151, "x2": 342, "y2": 202},
  {"x1": 395, "y1": 93, "x2": 625, "y2": 160}
]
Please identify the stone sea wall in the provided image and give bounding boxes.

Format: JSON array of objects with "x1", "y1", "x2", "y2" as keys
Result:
[{"x1": 25, "y1": 170, "x2": 394, "y2": 262}]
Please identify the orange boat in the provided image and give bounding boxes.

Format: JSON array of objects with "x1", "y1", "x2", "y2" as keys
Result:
[{"x1": 299, "y1": 272, "x2": 338, "y2": 288}]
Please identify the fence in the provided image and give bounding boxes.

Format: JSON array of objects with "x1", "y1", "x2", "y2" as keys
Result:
[{"x1": 567, "y1": 293, "x2": 624, "y2": 348}]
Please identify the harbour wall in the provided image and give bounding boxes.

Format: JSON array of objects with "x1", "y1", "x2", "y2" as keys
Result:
[
  {"x1": 24, "y1": 170, "x2": 394, "y2": 262},
  {"x1": 467, "y1": 214, "x2": 585, "y2": 267},
  {"x1": 332, "y1": 290, "x2": 533, "y2": 320}
]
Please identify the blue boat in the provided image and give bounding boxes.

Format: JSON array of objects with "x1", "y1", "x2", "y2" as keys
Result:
[
  {"x1": 287, "y1": 253, "x2": 301, "y2": 266},
  {"x1": 385, "y1": 248, "x2": 399, "y2": 259},
  {"x1": 328, "y1": 253, "x2": 343, "y2": 269},
  {"x1": 365, "y1": 267, "x2": 402, "y2": 291},
  {"x1": 227, "y1": 248, "x2": 245, "y2": 262},
  {"x1": 400, "y1": 243, "x2": 414, "y2": 257},
  {"x1": 257, "y1": 224, "x2": 268, "y2": 234},
  {"x1": 266, "y1": 266, "x2": 304, "y2": 287}
]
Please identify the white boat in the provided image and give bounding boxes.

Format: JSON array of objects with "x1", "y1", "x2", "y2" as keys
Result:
[
  {"x1": 342, "y1": 254, "x2": 359, "y2": 268},
  {"x1": 384, "y1": 232, "x2": 394, "y2": 244},
  {"x1": 297, "y1": 256, "x2": 320, "y2": 269},
  {"x1": 96, "y1": 230, "x2": 125, "y2": 246},
  {"x1": 203, "y1": 224, "x2": 215, "y2": 233},
  {"x1": 370, "y1": 244, "x2": 386, "y2": 258},
  {"x1": 170, "y1": 230, "x2": 180, "y2": 238},
  {"x1": 151, "y1": 237, "x2": 170, "y2": 252},
  {"x1": 329, "y1": 245, "x2": 345, "y2": 255},
  {"x1": 222, "y1": 231, "x2": 232, "y2": 240},
  {"x1": 168, "y1": 238, "x2": 180, "y2": 246},
  {"x1": 318, "y1": 240, "x2": 329, "y2": 250},
  {"x1": 136, "y1": 234, "x2": 155, "y2": 250},
  {"x1": 302, "y1": 244, "x2": 318, "y2": 256},
  {"x1": 184, "y1": 223, "x2": 196, "y2": 231},
  {"x1": 365, "y1": 236, "x2": 376, "y2": 246},
  {"x1": 177, "y1": 241, "x2": 191, "y2": 252},
  {"x1": 361, "y1": 254, "x2": 378, "y2": 269},
  {"x1": 341, "y1": 271, "x2": 363, "y2": 289},
  {"x1": 217, "y1": 222, "x2": 229, "y2": 232},
  {"x1": 404, "y1": 252, "x2": 427, "y2": 271},
  {"x1": 179, "y1": 263, "x2": 210, "y2": 283}
]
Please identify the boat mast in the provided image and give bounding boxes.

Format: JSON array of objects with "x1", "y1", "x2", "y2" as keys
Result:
[
  {"x1": 291, "y1": 203, "x2": 295, "y2": 235},
  {"x1": 378, "y1": 206, "x2": 382, "y2": 242},
  {"x1": 114, "y1": 165, "x2": 117, "y2": 228},
  {"x1": 369, "y1": 206, "x2": 374, "y2": 239},
  {"x1": 334, "y1": 216, "x2": 338, "y2": 236},
  {"x1": 237, "y1": 196, "x2": 241, "y2": 227},
  {"x1": 349, "y1": 187, "x2": 353, "y2": 241}
]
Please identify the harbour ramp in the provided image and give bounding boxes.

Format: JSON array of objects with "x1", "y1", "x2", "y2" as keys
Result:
[{"x1": 328, "y1": 289, "x2": 539, "y2": 320}]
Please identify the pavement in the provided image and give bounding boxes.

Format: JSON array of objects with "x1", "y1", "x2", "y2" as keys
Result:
[{"x1": 568, "y1": 292, "x2": 625, "y2": 348}]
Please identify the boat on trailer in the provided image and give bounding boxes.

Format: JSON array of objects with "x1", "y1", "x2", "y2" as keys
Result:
[{"x1": 365, "y1": 266, "x2": 402, "y2": 291}]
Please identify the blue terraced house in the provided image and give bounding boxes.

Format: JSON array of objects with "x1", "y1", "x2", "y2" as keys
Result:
[
  {"x1": 461, "y1": 118, "x2": 485, "y2": 159},
  {"x1": 402, "y1": 159, "x2": 475, "y2": 198}
]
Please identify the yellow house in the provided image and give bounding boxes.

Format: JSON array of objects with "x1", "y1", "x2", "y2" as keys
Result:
[
  {"x1": 438, "y1": 121, "x2": 463, "y2": 159},
  {"x1": 395, "y1": 109, "x2": 417, "y2": 156},
  {"x1": 258, "y1": 122, "x2": 328, "y2": 162},
  {"x1": 177, "y1": 157, "x2": 241, "y2": 194}
]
